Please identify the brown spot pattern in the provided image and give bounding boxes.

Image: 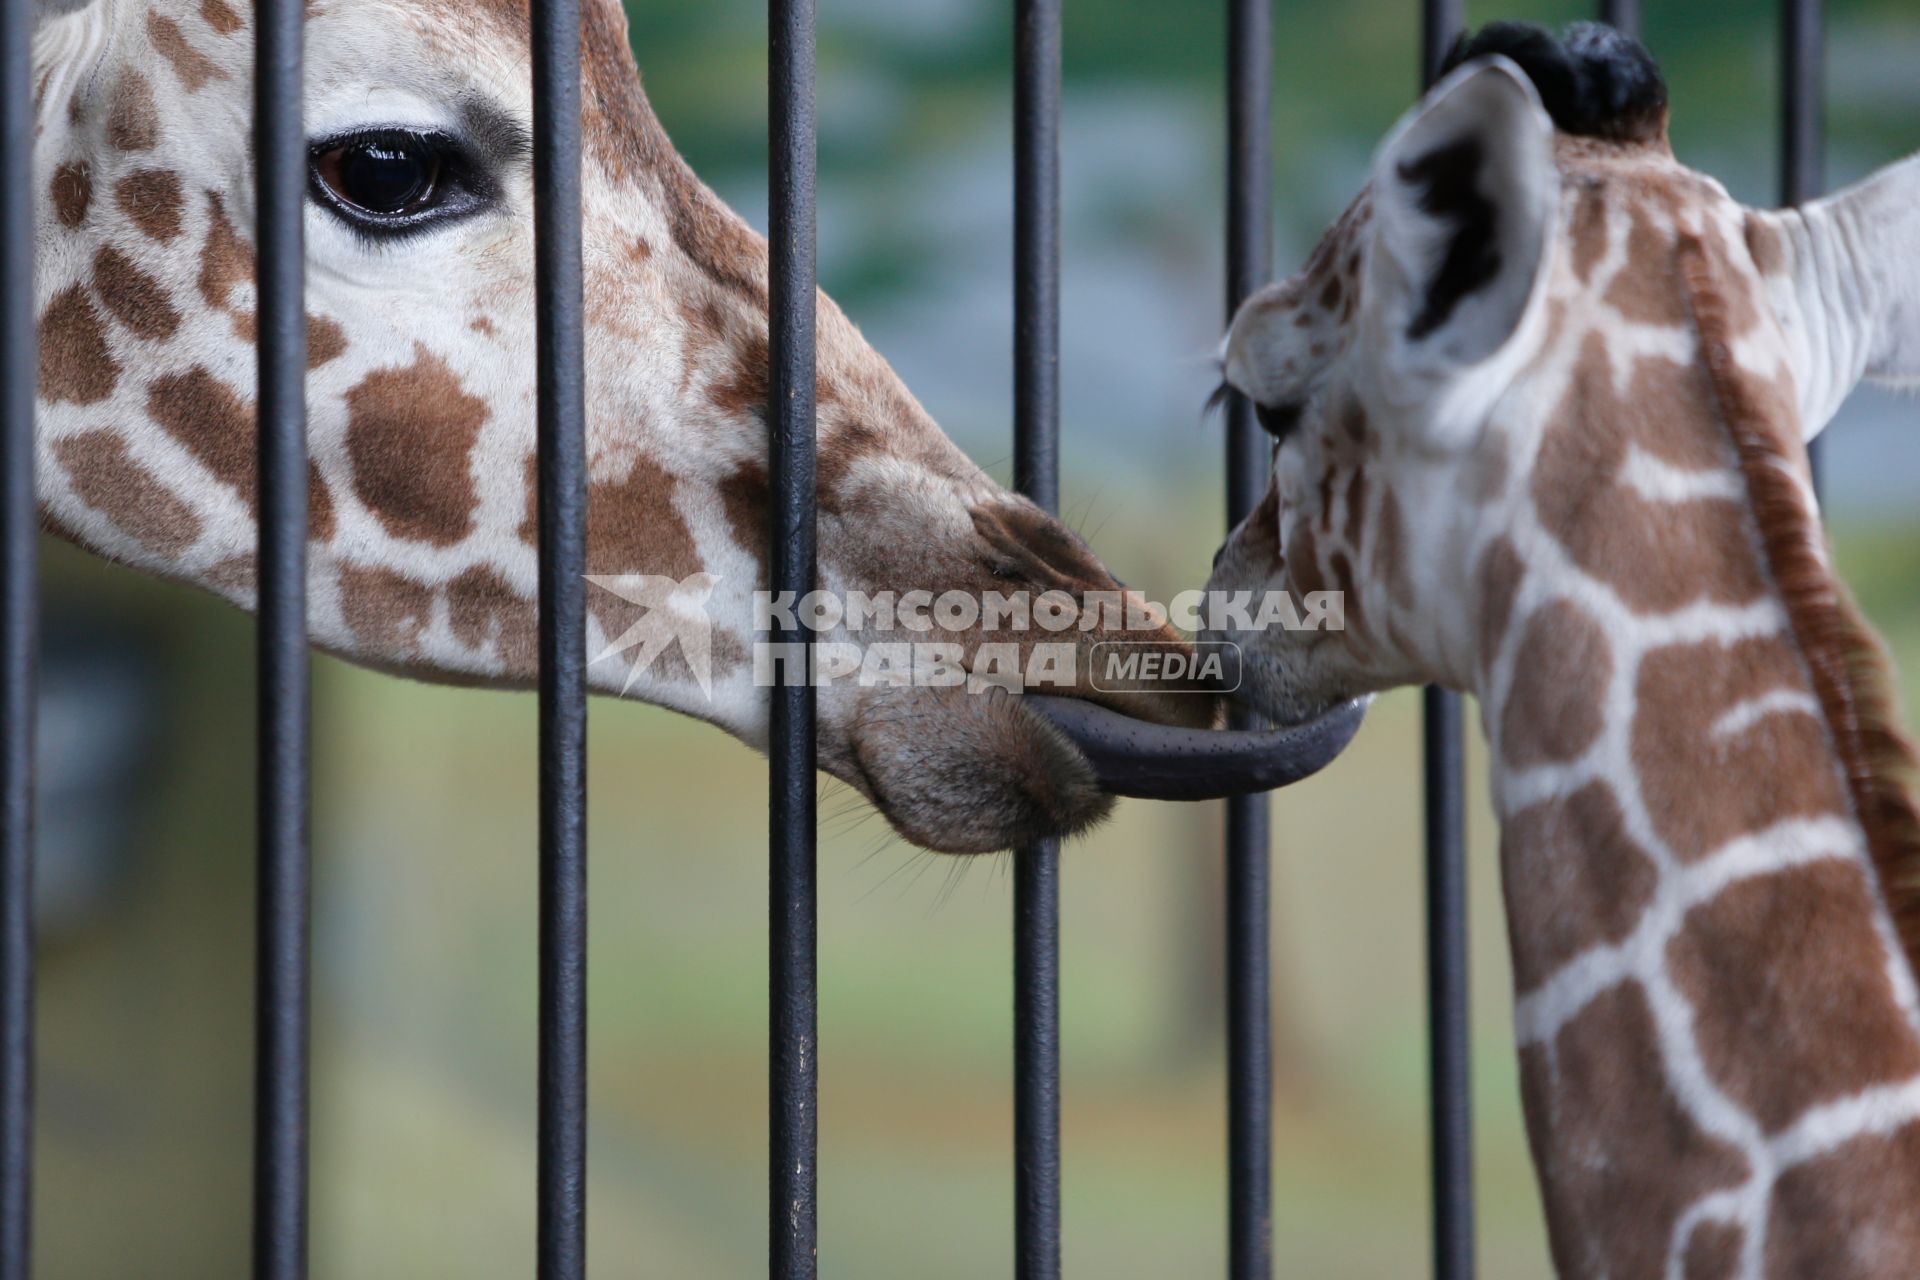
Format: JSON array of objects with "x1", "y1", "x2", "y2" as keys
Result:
[
  {"x1": 715, "y1": 460, "x2": 769, "y2": 571},
  {"x1": 38, "y1": 286, "x2": 119, "y2": 405},
  {"x1": 1567, "y1": 181, "x2": 1610, "y2": 284},
  {"x1": 1499, "y1": 601, "x2": 1611, "y2": 768},
  {"x1": 1765, "y1": 1121, "x2": 1920, "y2": 1278},
  {"x1": 205, "y1": 554, "x2": 255, "y2": 594},
  {"x1": 1519, "y1": 982, "x2": 1748, "y2": 1280},
  {"x1": 51, "y1": 163, "x2": 91, "y2": 228},
  {"x1": 1531, "y1": 336, "x2": 1767, "y2": 614},
  {"x1": 147, "y1": 366, "x2": 252, "y2": 499},
  {"x1": 146, "y1": 11, "x2": 226, "y2": 92},
  {"x1": 587, "y1": 452, "x2": 701, "y2": 582},
  {"x1": 307, "y1": 463, "x2": 335, "y2": 542},
  {"x1": 52, "y1": 430, "x2": 200, "y2": 556},
  {"x1": 1633, "y1": 635, "x2": 1847, "y2": 859},
  {"x1": 1668, "y1": 859, "x2": 1920, "y2": 1133},
  {"x1": 338, "y1": 563, "x2": 434, "y2": 654},
  {"x1": 307, "y1": 314, "x2": 346, "y2": 368},
  {"x1": 199, "y1": 0, "x2": 243, "y2": 34},
  {"x1": 345, "y1": 347, "x2": 488, "y2": 546},
  {"x1": 1604, "y1": 215, "x2": 1693, "y2": 327},
  {"x1": 114, "y1": 168, "x2": 185, "y2": 242},
  {"x1": 106, "y1": 72, "x2": 158, "y2": 152},
  {"x1": 197, "y1": 190, "x2": 253, "y2": 311},
  {"x1": 1474, "y1": 536, "x2": 1524, "y2": 673},
  {"x1": 447, "y1": 566, "x2": 536, "y2": 674},
  {"x1": 1683, "y1": 1223, "x2": 1742, "y2": 1280},
  {"x1": 92, "y1": 247, "x2": 180, "y2": 340},
  {"x1": 1502, "y1": 783, "x2": 1658, "y2": 992}
]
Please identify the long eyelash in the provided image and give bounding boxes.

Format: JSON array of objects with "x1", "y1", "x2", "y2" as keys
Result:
[{"x1": 1201, "y1": 381, "x2": 1233, "y2": 422}]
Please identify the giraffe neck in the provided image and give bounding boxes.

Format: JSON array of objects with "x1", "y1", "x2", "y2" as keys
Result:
[
  {"x1": 1486, "y1": 624, "x2": 1920, "y2": 1275},
  {"x1": 1470, "y1": 224, "x2": 1920, "y2": 1273}
]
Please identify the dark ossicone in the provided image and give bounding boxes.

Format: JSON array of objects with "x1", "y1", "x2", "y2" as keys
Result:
[{"x1": 1442, "y1": 20, "x2": 1669, "y2": 145}]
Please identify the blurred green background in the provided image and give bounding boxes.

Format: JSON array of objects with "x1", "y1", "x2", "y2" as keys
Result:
[{"x1": 30, "y1": 1, "x2": 1920, "y2": 1276}]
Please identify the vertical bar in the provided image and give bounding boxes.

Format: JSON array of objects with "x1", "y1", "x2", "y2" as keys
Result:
[
  {"x1": 1422, "y1": 688, "x2": 1472, "y2": 1280},
  {"x1": 252, "y1": 0, "x2": 311, "y2": 1274},
  {"x1": 1420, "y1": 6, "x2": 1474, "y2": 1280},
  {"x1": 1781, "y1": 0, "x2": 1824, "y2": 494},
  {"x1": 1012, "y1": 2, "x2": 1061, "y2": 1277},
  {"x1": 0, "y1": 0, "x2": 35, "y2": 1271},
  {"x1": 532, "y1": 0, "x2": 589, "y2": 1273},
  {"x1": 769, "y1": 0, "x2": 819, "y2": 1275},
  {"x1": 1222, "y1": 0, "x2": 1272, "y2": 1276},
  {"x1": 1600, "y1": 0, "x2": 1640, "y2": 36}
]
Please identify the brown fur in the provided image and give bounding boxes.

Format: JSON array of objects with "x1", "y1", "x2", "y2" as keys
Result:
[
  {"x1": 1677, "y1": 231, "x2": 1920, "y2": 982},
  {"x1": 145, "y1": 11, "x2": 226, "y2": 93},
  {"x1": 344, "y1": 346, "x2": 488, "y2": 546},
  {"x1": 1669, "y1": 859, "x2": 1920, "y2": 1133},
  {"x1": 50, "y1": 162, "x2": 91, "y2": 228},
  {"x1": 38, "y1": 285, "x2": 118, "y2": 404},
  {"x1": 93, "y1": 246, "x2": 181, "y2": 340},
  {"x1": 104, "y1": 72, "x2": 158, "y2": 152},
  {"x1": 199, "y1": 0, "x2": 243, "y2": 35},
  {"x1": 114, "y1": 168, "x2": 184, "y2": 242},
  {"x1": 53, "y1": 430, "x2": 200, "y2": 556}
]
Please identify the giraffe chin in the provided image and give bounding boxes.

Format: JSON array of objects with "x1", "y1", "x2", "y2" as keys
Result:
[{"x1": 849, "y1": 684, "x2": 1114, "y2": 855}]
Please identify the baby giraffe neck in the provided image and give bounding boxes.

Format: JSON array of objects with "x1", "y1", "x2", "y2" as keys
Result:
[
  {"x1": 1461, "y1": 201, "x2": 1920, "y2": 1276},
  {"x1": 1485, "y1": 622, "x2": 1920, "y2": 1275}
]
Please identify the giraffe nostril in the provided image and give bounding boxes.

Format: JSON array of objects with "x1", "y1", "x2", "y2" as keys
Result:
[{"x1": 972, "y1": 502, "x2": 1112, "y2": 591}]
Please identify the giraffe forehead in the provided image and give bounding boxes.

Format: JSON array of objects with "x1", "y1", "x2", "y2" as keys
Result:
[{"x1": 1225, "y1": 190, "x2": 1372, "y2": 406}]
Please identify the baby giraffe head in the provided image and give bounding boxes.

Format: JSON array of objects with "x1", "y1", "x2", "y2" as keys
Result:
[
  {"x1": 1205, "y1": 20, "x2": 1920, "y2": 726},
  {"x1": 1211, "y1": 23, "x2": 1920, "y2": 1270},
  {"x1": 32, "y1": 0, "x2": 1208, "y2": 854}
]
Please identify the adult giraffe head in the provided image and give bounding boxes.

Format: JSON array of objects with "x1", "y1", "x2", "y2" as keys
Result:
[
  {"x1": 31, "y1": 0, "x2": 1212, "y2": 854},
  {"x1": 1207, "y1": 21, "x2": 1920, "y2": 1274}
]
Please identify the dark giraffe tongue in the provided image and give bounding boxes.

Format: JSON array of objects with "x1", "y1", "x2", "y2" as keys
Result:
[{"x1": 1025, "y1": 695, "x2": 1366, "y2": 801}]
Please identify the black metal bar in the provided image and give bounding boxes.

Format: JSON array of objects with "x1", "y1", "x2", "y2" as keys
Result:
[
  {"x1": 1600, "y1": 0, "x2": 1640, "y2": 37},
  {"x1": 1419, "y1": 6, "x2": 1474, "y2": 1280},
  {"x1": 1422, "y1": 0, "x2": 1463, "y2": 89},
  {"x1": 1012, "y1": 3, "x2": 1062, "y2": 1276},
  {"x1": 1223, "y1": 0, "x2": 1273, "y2": 1275},
  {"x1": 0, "y1": 0, "x2": 35, "y2": 1271},
  {"x1": 769, "y1": 0, "x2": 820, "y2": 1275},
  {"x1": 532, "y1": 0, "x2": 590, "y2": 1273},
  {"x1": 1422, "y1": 687, "x2": 1472, "y2": 1280},
  {"x1": 1781, "y1": 0, "x2": 1824, "y2": 494},
  {"x1": 252, "y1": 0, "x2": 311, "y2": 1274}
]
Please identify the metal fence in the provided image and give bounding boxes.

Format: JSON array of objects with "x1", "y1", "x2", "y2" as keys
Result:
[{"x1": 0, "y1": 1, "x2": 1830, "y2": 1278}]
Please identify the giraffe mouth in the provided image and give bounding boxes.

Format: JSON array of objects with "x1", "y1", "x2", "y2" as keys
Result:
[{"x1": 1023, "y1": 695, "x2": 1366, "y2": 801}]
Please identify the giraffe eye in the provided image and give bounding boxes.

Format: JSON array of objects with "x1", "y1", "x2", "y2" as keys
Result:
[
  {"x1": 1254, "y1": 401, "x2": 1303, "y2": 441},
  {"x1": 309, "y1": 129, "x2": 489, "y2": 236}
]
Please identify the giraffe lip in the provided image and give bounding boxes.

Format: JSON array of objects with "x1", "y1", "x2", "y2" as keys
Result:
[{"x1": 1023, "y1": 695, "x2": 1366, "y2": 801}]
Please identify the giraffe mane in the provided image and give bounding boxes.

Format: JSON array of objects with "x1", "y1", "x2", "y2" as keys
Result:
[{"x1": 1678, "y1": 231, "x2": 1920, "y2": 974}]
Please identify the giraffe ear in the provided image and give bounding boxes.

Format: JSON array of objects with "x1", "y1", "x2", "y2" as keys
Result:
[
  {"x1": 1804, "y1": 154, "x2": 1920, "y2": 391},
  {"x1": 1366, "y1": 55, "x2": 1560, "y2": 384},
  {"x1": 1740, "y1": 153, "x2": 1920, "y2": 443}
]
